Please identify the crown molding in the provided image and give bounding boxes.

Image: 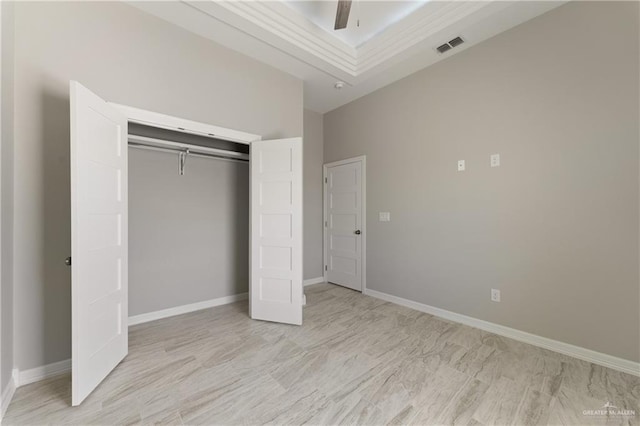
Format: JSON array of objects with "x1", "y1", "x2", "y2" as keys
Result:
[
  {"x1": 186, "y1": 0, "x2": 358, "y2": 78},
  {"x1": 129, "y1": 0, "x2": 567, "y2": 112},
  {"x1": 221, "y1": 2, "x2": 356, "y2": 61},
  {"x1": 356, "y1": 1, "x2": 491, "y2": 74},
  {"x1": 185, "y1": 0, "x2": 504, "y2": 78}
]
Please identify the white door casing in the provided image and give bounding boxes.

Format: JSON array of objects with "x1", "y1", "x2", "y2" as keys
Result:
[
  {"x1": 70, "y1": 81, "x2": 128, "y2": 406},
  {"x1": 324, "y1": 158, "x2": 365, "y2": 291},
  {"x1": 250, "y1": 138, "x2": 303, "y2": 325},
  {"x1": 69, "y1": 82, "x2": 302, "y2": 407}
]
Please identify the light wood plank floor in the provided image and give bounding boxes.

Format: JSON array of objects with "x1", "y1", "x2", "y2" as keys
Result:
[{"x1": 4, "y1": 283, "x2": 639, "y2": 425}]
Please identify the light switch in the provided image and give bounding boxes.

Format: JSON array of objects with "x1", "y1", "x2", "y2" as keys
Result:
[
  {"x1": 379, "y1": 212, "x2": 391, "y2": 222},
  {"x1": 457, "y1": 160, "x2": 465, "y2": 172},
  {"x1": 490, "y1": 154, "x2": 500, "y2": 167}
]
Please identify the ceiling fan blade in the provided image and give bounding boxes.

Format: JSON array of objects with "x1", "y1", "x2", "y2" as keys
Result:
[{"x1": 334, "y1": 0, "x2": 352, "y2": 30}]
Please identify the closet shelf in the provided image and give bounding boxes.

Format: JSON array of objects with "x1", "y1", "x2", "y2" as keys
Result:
[{"x1": 128, "y1": 134, "x2": 249, "y2": 163}]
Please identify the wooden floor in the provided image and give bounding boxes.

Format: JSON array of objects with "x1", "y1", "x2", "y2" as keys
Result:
[{"x1": 4, "y1": 283, "x2": 639, "y2": 425}]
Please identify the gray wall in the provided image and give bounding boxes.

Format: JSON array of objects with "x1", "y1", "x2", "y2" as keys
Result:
[
  {"x1": 303, "y1": 109, "x2": 324, "y2": 280},
  {"x1": 12, "y1": 1, "x2": 302, "y2": 371},
  {"x1": 324, "y1": 2, "x2": 639, "y2": 362},
  {"x1": 129, "y1": 149, "x2": 249, "y2": 316},
  {"x1": 1, "y1": 0, "x2": 15, "y2": 394}
]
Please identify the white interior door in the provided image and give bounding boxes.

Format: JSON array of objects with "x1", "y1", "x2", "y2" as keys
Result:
[
  {"x1": 70, "y1": 81, "x2": 128, "y2": 406},
  {"x1": 325, "y1": 160, "x2": 363, "y2": 291},
  {"x1": 250, "y1": 137, "x2": 303, "y2": 325}
]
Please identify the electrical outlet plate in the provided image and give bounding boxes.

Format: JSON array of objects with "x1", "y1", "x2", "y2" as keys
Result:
[
  {"x1": 490, "y1": 154, "x2": 500, "y2": 167},
  {"x1": 457, "y1": 160, "x2": 465, "y2": 171},
  {"x1": 379, "y1": 212, "x2": 391, "y2": 222},
  {"x1": 491, "y1": 289, "x2": 501, "y2": 302}
]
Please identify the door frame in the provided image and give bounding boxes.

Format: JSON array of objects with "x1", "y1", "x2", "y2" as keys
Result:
[
  {"x1": 108, "y1": 102, "x2": 265, "y2": 327},
  {"x1": 109, "y1": 103, "x2": 262, "y2": 145},
  {"x1": 323, "y1": 156, "x2": 366, "y2": 293},
  {"x1": 111, "y1": 103, "x2": 305, "y2": 324}
]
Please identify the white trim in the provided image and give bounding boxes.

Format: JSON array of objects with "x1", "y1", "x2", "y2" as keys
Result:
[
  {"x1": 109, "y1": 103, "x2": 261, "y2": 145},
  {"x1": 0, "y1": 371, "x2": 16, "y2": 421},
  {"x1": 202, "y1": 1, "x2": 357, "y2": 77},
  {"x1": 0, "y1": 6, "x2": 4, "y2": 415},
  {"x1": 323, "y1": 156, "x2": 367, "y2": 293},
  {"x1": 129, "y1": 1, "x2": 566, "y2": 113},
  {"x1": 10, "y1": 294, "x2": 249, "y2": 391},
  {"x1": 187, "y1": 1, "x2": 509, "y2": 78},
  {"x1": 364, "y1": 288, "x2": 640, "y2": 377},
  {"x1": 303, "y1": 277, "x2": 324, "y2": 287},
  {"x1": 323, "y1": 156, "x2": 368, "y2": 169},
  {"x1": 18, "y1": 360, "x2": 71, "y2": 388},
  {"x1": 128, "y1": 293, "x2": 248, "y2": 326},
  {"x1": 357, "y1": 2, "x2": 490, "y2": 74}
]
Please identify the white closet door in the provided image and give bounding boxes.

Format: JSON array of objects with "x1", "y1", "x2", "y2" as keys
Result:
[
  {"x1": 70, "y1": 81, "x2": 128, "y2": 406},
  {"x1": 250, "y1": 137, "x2": 303, "y2": 325}
]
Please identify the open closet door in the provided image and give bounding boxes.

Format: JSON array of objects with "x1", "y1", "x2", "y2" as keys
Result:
[
  {"x1": 250, "y1": 137, "x2": 303, "y2": 325},
  {"x1": 70, "y1": 81, "x2": 128, "y2": 406}
]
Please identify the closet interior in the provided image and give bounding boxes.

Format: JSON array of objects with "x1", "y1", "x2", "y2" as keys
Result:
[{"x1": 127, "y1": 123, "x2": 251, "y2": 318}]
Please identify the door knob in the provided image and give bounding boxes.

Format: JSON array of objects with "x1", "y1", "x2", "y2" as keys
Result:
[
  {"x1": 65, "y1": 257, "x2": 72, "y2": 266},
  {"x1": 354, "y1": 230, "x2": 361, "y2": 235}
]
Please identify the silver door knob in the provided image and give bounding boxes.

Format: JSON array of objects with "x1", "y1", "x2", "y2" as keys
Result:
[
  {"x1": 65, "y1": 257, "x2": 72, "y2": 266},
  {"x1": 354, "y1": 230, "x2": 361, "y2": 235}
]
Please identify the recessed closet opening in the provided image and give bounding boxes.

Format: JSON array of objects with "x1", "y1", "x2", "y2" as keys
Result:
[
  {"x1": 70, "y1": 82, "x2": 303, "y2": 405},
  {"x1": 127, "y1": 124, "x2": 250, "y2": 321}
]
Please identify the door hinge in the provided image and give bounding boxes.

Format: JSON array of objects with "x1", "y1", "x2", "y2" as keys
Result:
[
  {"x1": 325, "y1": 177, "x2": 327, "y2": 183},
  {"x1": 325, "y1": 265, "x2": 327, "y2": 271},
  {"x1": 325, "y1": 221, "x2": 327, "y2": 227}
]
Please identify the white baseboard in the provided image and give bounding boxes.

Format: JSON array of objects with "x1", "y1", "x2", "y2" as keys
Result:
[
  {"x1": 364, "y1": 288, "x2": 640, "y2": 377},
  {"x1": 11, "y1": 294, "x2": 249, "y2": 391},
  {"x1": 18, "y1": 359, "x2": 71, "y2": 388},
  {"x1": 303, "y1": 277, "x2": 324, "y2": 287},
  {"x1": 1, "y1": 370, "x2": 17, "y2": 420},
  {"x1": 128, "y1": 293, "x2": 248, "y2": 326}
]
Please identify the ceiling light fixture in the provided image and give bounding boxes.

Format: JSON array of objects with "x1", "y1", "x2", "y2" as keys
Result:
[{"x1": 334, "y1": 81, "x2": 345, "y2": 90}]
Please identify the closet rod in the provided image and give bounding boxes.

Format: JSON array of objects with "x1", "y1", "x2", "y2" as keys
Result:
[
  {"x1": 127, "y1": 134, "x2": 249, "y2": 162},
  {"x1": 128, "y1": 143, "x2": 249, "y2": 164}
]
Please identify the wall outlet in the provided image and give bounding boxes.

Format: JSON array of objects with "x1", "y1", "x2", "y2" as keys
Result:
[
  {"x1": 490, "y1": 154, "x2": 500, "y2": 167},
  {"x1": 491, "y1": 289, "x2": 501, "y2": 302},
  {"x1": 379, "y1": 212, "x2": 391, "y2": 222},
  {"x1": 457, "y1": 160, "x2": 466, "y2": 171}
]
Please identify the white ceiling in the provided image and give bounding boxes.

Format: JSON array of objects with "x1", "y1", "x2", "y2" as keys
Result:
[
  {"x1": 284, "y1": 1, "x2": 429, "y2": 47},
  {"x1": 129, "y1": 1, "x2": 566, "y2": 113}
]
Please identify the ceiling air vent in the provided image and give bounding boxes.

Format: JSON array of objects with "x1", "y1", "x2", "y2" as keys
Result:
[
  {"x1": 449, "y1": 36, "x2": 464, "y2": 47},
  {"x1": 436, "y1": 43, "x2": 452, "y2": 54},
  {"x1": 436, "y1": 36, "x2": 465, "y2": 54}
]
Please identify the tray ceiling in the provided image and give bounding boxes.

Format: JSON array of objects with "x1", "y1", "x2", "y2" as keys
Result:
[
  {"x1": 129, "y1": 1, "x2": 566, "y2": 113},
  {"x1": 285, "y1": 1, "x2": 429, "y2": 48}
]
